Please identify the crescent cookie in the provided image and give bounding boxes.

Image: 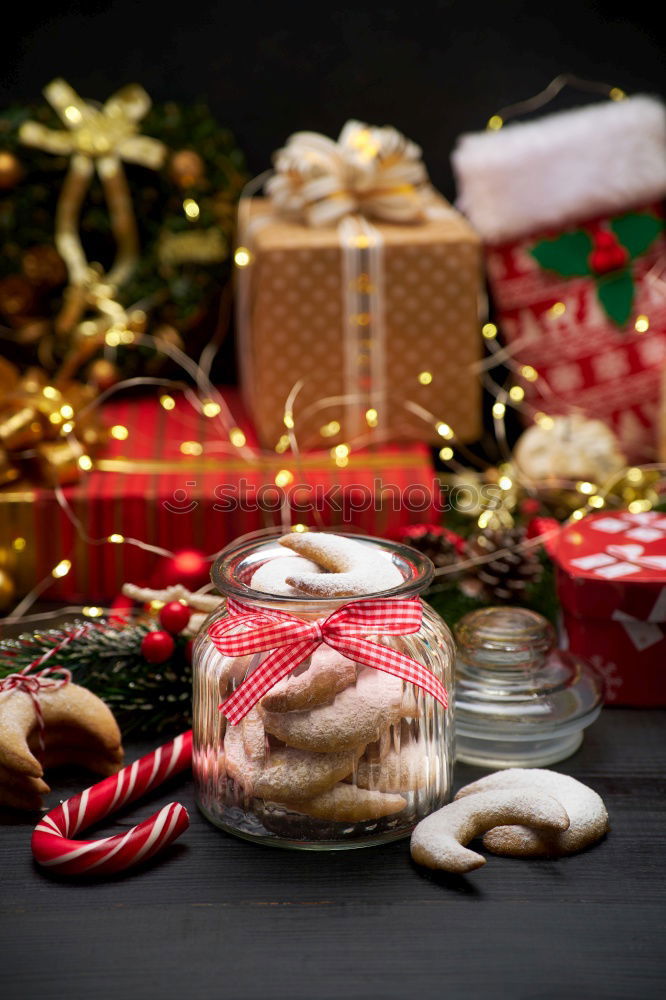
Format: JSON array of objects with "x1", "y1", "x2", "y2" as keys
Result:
[
  {"x1": 251, "y1": 555, "x2": 324, "y2": 596},
  {"x1": 0, "y1": 762, "x2": 50, "y2": 812},
  {"x1": 355, "y1": 738, "x2": 431, "y2": 793},
  {"x1": 278, "y1": 532, "x2": 404, "y2": 597},
  {"x1": 224, "y1": 724, "x2": 361, "y2": 801},
  {"x1": 411, "y1": 788, "x2": 570, "y2": 872},
  {"x1": 455, "y1": 768, "x2": 609, "y2": 857},
  {"x1": 261, "y1": 668, "x2": 404, "y2": 753},
  {"x1": 284, "y1": 783, "x2": 407, "y2": 822},
  {"x1": 0, "y1": 683, "x2": 123, "y2": 778},
  {"x1": 261, "y1": 643, "x2": 358, "y2": 713}
]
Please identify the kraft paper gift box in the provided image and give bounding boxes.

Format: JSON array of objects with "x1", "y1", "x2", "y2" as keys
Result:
[{"x1": 236, "y1": 122, "x2": 483, "y2": 451}]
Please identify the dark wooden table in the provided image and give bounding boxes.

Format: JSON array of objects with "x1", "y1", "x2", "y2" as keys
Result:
[{"x1": 2, "y1": 709, "x2": 665, "y2": 1000}]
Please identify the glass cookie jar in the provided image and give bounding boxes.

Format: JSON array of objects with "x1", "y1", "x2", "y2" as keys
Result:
[{"x1": 192, "y1": 533, "x2": 455, "y2": 850}]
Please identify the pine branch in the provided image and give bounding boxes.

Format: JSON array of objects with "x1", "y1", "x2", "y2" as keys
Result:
[{"x1": 0, "y1": 620, "x2": 192, "y2": 737}]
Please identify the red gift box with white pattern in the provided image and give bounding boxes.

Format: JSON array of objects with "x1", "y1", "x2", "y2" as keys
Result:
[
  {"x1": 0, "y1": 390, "x2": 440, "y2": 604},
  {"x1": 548, "y1": 510, "x2": 666, "y2": 706}
]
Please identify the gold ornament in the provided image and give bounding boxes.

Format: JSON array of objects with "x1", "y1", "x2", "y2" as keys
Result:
[
  {"x1": 169, "y1": 149, "x2": 205, "y2": 188},
  {"x1": 0, "y1": 360, "x2": 104, "y2": 487},
  {"x1": 0, "y1": 567, "x2": 16, "y2": 612},
  {"x1": 0, "y1": 150, "x2": 22, "y2": 189},
  {"x1": 513, "y1": 414, "x2": 626, "y2": 487},
  {"x1": 19, "y1": 79, "x2": 166, "y2": 339}
]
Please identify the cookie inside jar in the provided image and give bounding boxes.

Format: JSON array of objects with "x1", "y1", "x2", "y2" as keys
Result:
[{"x1": 193, "y1": 531, "x2": 455, "y2": 850}]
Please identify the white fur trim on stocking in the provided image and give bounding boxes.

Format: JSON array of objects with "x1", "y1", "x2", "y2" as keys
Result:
[{"x1": 452, "y1": 95, "x2": 666, "y2": 243}]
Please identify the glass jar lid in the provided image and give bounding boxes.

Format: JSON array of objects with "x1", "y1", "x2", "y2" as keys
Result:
[{"x1": 454, "y1": 606, "x2": 603, "y2": 767}]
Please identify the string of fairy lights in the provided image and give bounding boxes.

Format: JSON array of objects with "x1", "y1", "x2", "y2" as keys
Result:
[
  {"x1": 2, "y1": 72, "x2": 664, "y2": 624},
  {"x1": 3, "y1": 288, "x2": 663, "y2": 627}
]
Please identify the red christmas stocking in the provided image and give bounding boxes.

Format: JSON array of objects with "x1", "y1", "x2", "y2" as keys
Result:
[{"x1": 453, "y1": 94, "x2": 666, "y2": 460}]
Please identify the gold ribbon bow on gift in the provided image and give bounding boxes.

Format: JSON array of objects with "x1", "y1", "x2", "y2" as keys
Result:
[
  {"x1": 265, "y1": 120, "x2": 431, "y2": 227},
  {"x1": 0, "y1": 359, "x2": 105, "y2": 488},
  {"x1": 19, "y1": 79, "x2": 166, "y2": 335}
]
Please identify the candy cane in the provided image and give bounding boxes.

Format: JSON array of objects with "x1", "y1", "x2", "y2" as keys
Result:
[{"x1": 32, "y1": 731, "x2": 192, "y2": 876}]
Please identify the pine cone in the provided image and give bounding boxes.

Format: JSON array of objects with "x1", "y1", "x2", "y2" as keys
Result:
[
  {"x1": 402, "y1": 525, "x2": 460, "y2": 569},
  {"x1": 463, "y1": 526, "x2": 542, "y2": 602}
]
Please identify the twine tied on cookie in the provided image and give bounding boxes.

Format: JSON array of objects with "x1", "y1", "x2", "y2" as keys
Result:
[
  {"x1": 209, "y1": 597, "x2": 447, "y2": 724},
  {"x1": 0, "y1": 667, "x2": 72, "y2": 753},
  {"x1": 0, "y1": 624, "x2": 86, "y2": 752}
]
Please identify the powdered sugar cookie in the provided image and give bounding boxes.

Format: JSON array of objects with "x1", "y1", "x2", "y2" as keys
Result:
[
  {"x1": 278, "y1": 532, "x2": 404, "y2": 597},
  {"x1": 411, "y1": 788, "x2": 570, "y2": 872},
  {"x1": 455, "y1": 768, "x2": 609, "y2": 857},
  {"x1": 356, "y1": 738, "x2": 431, "y2": 793},
  {"x1": 261, "y1": 643, "x2": 357, "y2": 713},
  {"x1": 251, "y1": 555, "x2": 324, "y2": 596},
  {"x1": 224, "y1": 724, "x2": 361, "y2": 801},
  {"x1": 262, "y1": 668, "x2": 404, "y2": 752},
  {"x1": 285, "y1": 782, "x2": 407, "y2": 822}
]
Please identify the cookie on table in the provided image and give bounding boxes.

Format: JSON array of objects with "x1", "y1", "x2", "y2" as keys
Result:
[{"x1": 455, "y1": 768, "x2": 609, "y2": 857}]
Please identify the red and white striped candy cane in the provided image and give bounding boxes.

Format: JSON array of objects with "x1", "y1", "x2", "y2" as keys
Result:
[{"x1": 32, "y1": 730, "x2": 192, "y2": 876}]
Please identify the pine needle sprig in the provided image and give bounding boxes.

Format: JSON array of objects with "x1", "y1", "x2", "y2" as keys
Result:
[{"x1": 0, "y1": 619, "x2": 192, "y2": 737}]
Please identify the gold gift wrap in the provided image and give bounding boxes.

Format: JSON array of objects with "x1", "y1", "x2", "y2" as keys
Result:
[{"x1": 239, "y1": 196, "x2": 483, "y2": 450}]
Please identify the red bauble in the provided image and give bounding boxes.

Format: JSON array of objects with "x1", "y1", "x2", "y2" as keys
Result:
[
  {"x1": 153, "y1": 549, "x2": 209, "y2": 589},
  {"x1": 159, "y1": 600, "x2": 192, "y2": 634},
  {"x1": 141, "y1": 630, "x2": 175, "y2": 664}
]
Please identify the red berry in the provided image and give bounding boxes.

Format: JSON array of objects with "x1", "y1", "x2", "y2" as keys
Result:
[
  {"x1": 590, "y1": 248, "x2": 612, "y2": 273},
  {"x1": 159, "y1": 600, "x2": 192, "y2": 634},
  {"x1": 594, "y1": 230, "x2": 616, "y2": 250},
  {"x1": 609, "y1": 245, "x2": 628, "y2": 270},
  {"x1": 141, "y1": 630, "x2": 175, "y2": 664}
]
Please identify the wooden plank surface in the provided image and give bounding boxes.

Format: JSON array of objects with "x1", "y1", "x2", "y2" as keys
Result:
[{"x1": 2, "y1": 709, "x2": 665, "y2": 1000}]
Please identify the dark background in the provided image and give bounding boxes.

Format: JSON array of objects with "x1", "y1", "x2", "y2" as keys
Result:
[{"x1": 3, "y1": 0, "x2": 664, "y2": 201}]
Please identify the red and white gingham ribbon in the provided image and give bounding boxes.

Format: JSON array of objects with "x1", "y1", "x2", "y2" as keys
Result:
[{"x1": 209, "y1": 597, "x2": 447, "y2": 724}]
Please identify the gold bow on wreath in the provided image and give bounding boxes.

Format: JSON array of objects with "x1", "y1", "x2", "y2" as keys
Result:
[
  {"x1": 0, "y1": 358, "x2": 105, "y2": 488},
  {"x1": 265, "y1": 120, "x2": 432, "y2": 227},
  {"x1": 19, "y1": 79, "x2": 166, "y2": 339}
]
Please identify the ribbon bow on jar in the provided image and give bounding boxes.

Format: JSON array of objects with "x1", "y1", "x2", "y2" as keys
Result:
[
  {"x1": 208, "y1": 596, "x2": 448, "y2": 724},
  {"x1": 265, "y1": 120, "x2": 431, "y2": 227}
]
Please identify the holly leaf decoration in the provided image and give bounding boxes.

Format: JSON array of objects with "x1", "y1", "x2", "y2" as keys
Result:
[
  {"x1": 610, "y1": 212, "x2": 663, "y2": 260},
  {"x1": 596, "y1": 269, "x2": 634, "y2": 326},
  {"x1": 531, "y1": 231, "x2": 593, "y2": 277}
]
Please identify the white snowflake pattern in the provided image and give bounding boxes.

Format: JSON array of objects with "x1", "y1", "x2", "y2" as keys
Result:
[
  {"x1": 592, "y1": 349, "x2": 630, "y2": 382},
  {"x1": 637, "y1": 335, "x2": 666, "y2": 367},
  {"x1": 588, "y1": 654, "x2": 624, "y2": 702},
  {"x1": 548, "y1": 362, "x2": 584, "y2": 393}
]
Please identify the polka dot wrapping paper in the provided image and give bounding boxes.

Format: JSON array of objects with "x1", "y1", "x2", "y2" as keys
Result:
[{"x1": 238, "y1": 197, "x2": 483, "y2": 450}]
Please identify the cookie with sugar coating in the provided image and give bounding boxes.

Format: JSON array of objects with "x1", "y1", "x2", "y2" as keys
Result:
[
  {"x1": 411, "y1": 788, "x2": 570, "y2": 872},
  {"x1": 284, "y1": 782, "x2": 407, "y2": 822},
  {"x1": 356, "y1": 738, "x2": 431, "y2": 793},
  {"x1": 224, "y1": 723, "x2": 362, "y2": 801},
  {"x1": 455, "y1": 768, "x2": 609, "y2": 857},
  {"x1": 250, "y1": 555, "x2": 324, "y2": 596},
  {"x1": 278, "y1": 532, "x2": 404, "y2": 597},
  {"x1": 262, "y1": 668, "x2": 404, "y2": 753},
  {"x1": 261, "y1": 643, "x2": 357, "y2": 713}
]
